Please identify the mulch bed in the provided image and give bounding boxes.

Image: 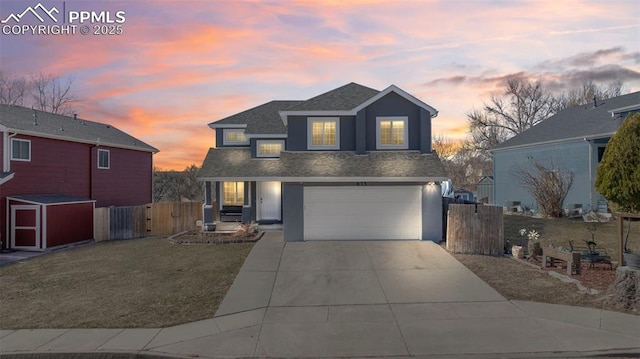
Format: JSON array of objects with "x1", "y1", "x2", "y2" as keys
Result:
[
  {"x1": 169, "y1": 230, "x2": 263, "y2": 245},
  {"x1": 527, "y1": 256, "x2": 617, "y2": 292}
]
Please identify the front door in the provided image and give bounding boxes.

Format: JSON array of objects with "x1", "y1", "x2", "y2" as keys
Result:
[
  {"x1": 258, "y1": 181, "x2": 281, "y2": 221},
  {"x1": 11, "y1": 205, "x2": 41, "y2": 251}
]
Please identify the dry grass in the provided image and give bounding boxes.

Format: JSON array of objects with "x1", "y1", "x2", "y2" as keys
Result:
[
  {"x1": 451, "y1": 214, "x2": 640, "y2": 316},
  {"x1": 0, "y1": 237, "x2": 254, "y2": 329}
]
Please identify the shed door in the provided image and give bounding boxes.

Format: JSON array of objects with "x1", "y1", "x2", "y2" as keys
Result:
[
  {"x1": 11, "y1": 205, "x2": 41, "y2": 250},
  {"x1": 303, "y1": 186, "x2": 421, "y2": 240}
]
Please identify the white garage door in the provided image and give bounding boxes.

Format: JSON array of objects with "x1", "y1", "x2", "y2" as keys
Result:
[{"x1": 303, "y1": 186, "x2": 422, "y2": 240}]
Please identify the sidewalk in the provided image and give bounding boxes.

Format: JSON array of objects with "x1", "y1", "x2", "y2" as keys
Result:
[{"x1": 1, "y1": 231, "x2": 639, "y2": 358}]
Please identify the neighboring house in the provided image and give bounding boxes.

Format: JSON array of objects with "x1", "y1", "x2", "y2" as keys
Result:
[
  {"x1": 491, "y1": 92, "x2": 640, "y2": 214},
  {"x1": 198, "y1": 82, "x2": 448, "y2": 242},
  {"x1": 0, "y1": 105, "x2": 158, "y2": 251},
  {"x1": 454, "y1": 189, "x2": 475, "y2": 202},
  {"x1": 476, "y1": 176, "x2": 493, "y2": 204}
]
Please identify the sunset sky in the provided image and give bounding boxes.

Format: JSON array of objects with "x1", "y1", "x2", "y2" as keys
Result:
[{"x1": 1, "y1": 0, "x2": 639, "y2": 170}]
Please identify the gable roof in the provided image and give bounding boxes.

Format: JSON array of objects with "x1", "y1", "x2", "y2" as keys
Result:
[
  {"x1": 198, "y1": 148, "x2": 448, "y2": 181},
  {"x1": 208, "y1": 100, "x2": 302, "y2": 135},
  {"x1": 493, "y1": 91, "x2": 640, "y2": 151},
  {"x1": 0, "y1": 104, "x2": 158, "y2": 153},
  {"x1": 285, "y1": 82, "x2": 380, "y2": 112},
  {"x1": 279, "y1": 83, "x2": 438, "y2": 124}
]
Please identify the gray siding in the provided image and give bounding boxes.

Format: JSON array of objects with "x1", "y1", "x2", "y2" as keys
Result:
[
  {"x1": 286, "y1": 116, "x2": 356, "y2": 151},
  {"x1": 493, "y1": 139, "x2": 596, "y2": 212},
  {"x1": 283, "y1": 183, "x2": 304, "y2": 242},
  {"x1": 365, "y1": 91, "x2": 422, "y2": 151},
  {"x1": 215, "y1": 128, "x2": 249, "y2": 148},
  {"x1": 422, "y1": 183, "x2": 443, "y2": 242}
]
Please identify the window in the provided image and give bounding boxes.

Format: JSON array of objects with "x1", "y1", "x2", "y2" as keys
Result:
[
  {"x1": 98, "y1": 149, "x2": 110, "y2": 169},
  {"x1": 376, "y1": 117, "x2": 408, "y2": 149},
  {"x1": 223, "y1": 129, "x2": 249, "y2": 145},
  {"x1": 308, "y1": 117, "x2": 339, "y2": 149},
  {"x1": 223, "y1": 182, "x2": 244, "y2": 205},
  {"x1": 11, "y1": 138, "x2": 31, "y2": 161},
  {"x1": 597, "y1": 146, "x2": 606, "y2": 163},
  {"x1": 257, "y1": 140, "x2": 284, "y2": 158}
]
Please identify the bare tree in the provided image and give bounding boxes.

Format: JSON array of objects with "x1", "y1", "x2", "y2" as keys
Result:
[
  {"x1": 0, "y1": 72, "x2": 27, "y2": 106},
  {"x1": 514, "y1": 161, "x2": 575, "y2": 218},
  {"x1": 433, "y1": 135, "x2": 492, "y2": 191},
  {"x1": 153, "y1": 164, "x2": 203, "y2": 202},
  {"x1": 467, "y1": 78, "x2": 558, "y2": 151},
  {"x1": 31, "y1": 73, "x2": 76, "y2": 114},
  {"x1": 553, "y1": 80, "x2": 626, "y2": 111}
]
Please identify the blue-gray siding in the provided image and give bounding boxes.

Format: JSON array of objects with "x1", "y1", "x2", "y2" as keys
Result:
[
  {"x1": 285, "y1": 92, "x2": 432, "y2": 153},
  {"x1": 422, "y1": 183, "x2": 442, "y2": 242},
  {"x1": 283, "y1": 183, "x2": 304, "y2": 242},
  {"x1": 493, "y1": 139, "x2": 606, "y2": 212}
]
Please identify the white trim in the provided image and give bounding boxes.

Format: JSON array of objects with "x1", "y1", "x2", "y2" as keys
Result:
[
  {"x1": 222, "y1": 129, "x2": 249, "y2": 145},
  {"x1": 245, "y1": 134, "x2": 287, "y2": 139},
  {"x1": 42, "y1": 205, "x2": 47, "y2": 249},
  {"x1": 490, "y1": 132, "x2": 617, "y2": 153},
  {"x1": 6, "y1": 196, "x2": 96, "y2": 206},
  {"x1": 0, "y1": 172, "x2": 14, "y2": 185},
  {"x1": 0, "y1": 127, "x2": 158, "y2": 153},
  {"x1": 256, "y1": 140, "x2": 285, "y2": 158},
  {"x1": 10, "y1": 204, "x2": 41, "y2": 251},
  {"x1": 354, "y1": 85, "x2": 438, "y2": 116},
  {"x1": 199, "y1": 176, "x2": 448, "y2": 182},
  {"x1": 376, "y1": 116, "x2": 409, "y2": 150},
  {"x1": 208, "y1": 123, "x2": 247, "y2": 129},
  {"x1": 98, "y1": 149, "x2": 110, "y2": 169},
  {"x1": 279, "y1": 85, "x2": 438, "y2": 125},
  {"x1": 609, "y1": 103, "x2": 640, "y2": 115},
  {"x1": 307, "y1": 117, "x2": 340, "y2": 150},
  {"x1": 10, "y1": 138, "x2": 31, "y2": 161}
]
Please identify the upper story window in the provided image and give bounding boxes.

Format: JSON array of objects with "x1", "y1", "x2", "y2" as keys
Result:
[
  {"x1": 308, "y1": 117, "x2": 339, "y2": 150},
  {"x1": 257, "y1": 140, "x2": 284, "y2": 158},
  {"x1": 376, "y1": 117, "x2": 408, "y2": 149},
  {"x1": 11, "y1": 138, "x2": 31, "y2": 161},
  {"x1": 223, "y1": 129, "x2": 249, "y2": 145},
  {"x1": 98, "y1": 149, "x2": 110, "y2": 169}
]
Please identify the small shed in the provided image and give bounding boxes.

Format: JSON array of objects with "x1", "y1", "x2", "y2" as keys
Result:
[
  {"x1": 477, "y1": 176, "x2": 494, "y2": 204},
  {"x1": 7, "y1": 195, "x2": 95, "y2": 251}
]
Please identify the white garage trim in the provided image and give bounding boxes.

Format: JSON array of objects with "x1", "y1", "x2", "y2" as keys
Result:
[{"x1": 303, "y1": 186, "x2": 422, "y2": 240}]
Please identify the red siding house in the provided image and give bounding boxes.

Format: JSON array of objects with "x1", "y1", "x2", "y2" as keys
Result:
[{"x1": 0, "y1": 104, "x2": 158, "y2": 251}]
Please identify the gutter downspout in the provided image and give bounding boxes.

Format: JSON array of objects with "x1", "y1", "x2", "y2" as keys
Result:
[
  {"x1": 585, "y1": 138, "x2": 593, "y2": 211},
  {"x1": 3, "y1": 132, "x2": 17, "y2": 172}
]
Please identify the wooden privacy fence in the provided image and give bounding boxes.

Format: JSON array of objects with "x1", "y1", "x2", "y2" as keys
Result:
[
  {"x1": 94, "y1": 201, "x2": 203, "y2": 241},
  {"x1": 446, "y1": 204, "x2": 504, "y2": 255}
]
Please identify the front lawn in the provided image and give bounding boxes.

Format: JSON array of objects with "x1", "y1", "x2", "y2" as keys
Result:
[{"x1": 0, "y1": 237, "x2": 254, "y2": 329}]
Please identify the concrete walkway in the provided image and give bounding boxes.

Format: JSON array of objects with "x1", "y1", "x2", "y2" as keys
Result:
[{"x1": 1, "y1": 231, "x2": 639, "y2": 358}]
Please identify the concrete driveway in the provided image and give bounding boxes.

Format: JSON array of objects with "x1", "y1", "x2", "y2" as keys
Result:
[
  {"x1": 3, "y1": 231, "x2": 638, "y2": 358},
  {"x1": 151, "y1": 231, "x2": 640, "y2": 358}
]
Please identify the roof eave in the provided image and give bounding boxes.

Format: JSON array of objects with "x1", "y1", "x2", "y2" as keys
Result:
[
  {"x1": 197, "y1": 176, "x2": 449, "y2": 182},
  {"x1": 2, "y1": 127, "x2": 159, "y2": 153},
  {"x1": 490, "y1": 132, "x2": 616, "y2": 153},
  {"x1": 208, "y1": 123, "x2": 247, "y2": 129}
]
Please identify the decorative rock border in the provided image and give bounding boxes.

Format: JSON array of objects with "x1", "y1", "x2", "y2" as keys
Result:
[{"x1": 167, "y1": 231, "x2": 264, "y2": 245}]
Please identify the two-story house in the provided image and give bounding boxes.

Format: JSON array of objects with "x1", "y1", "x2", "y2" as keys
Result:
[
  {"x1": 0, "y1": 104, "x2": 158, "y2": 251},
  {"x1": 198, "y1": 83, "x2": 447, "y2": 242}
]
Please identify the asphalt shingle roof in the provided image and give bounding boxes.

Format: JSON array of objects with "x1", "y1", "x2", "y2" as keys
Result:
[
  {"x1": 286, "y1": 82, "x2": 380, "y2": 111},
  {"x1": 198, "y1": 148, "x2": 447, "y2": 180},
  {"x1": 494, "y1": 91, "x2": 640, "y2": 150},
  {"x1": 0, "y1": 104, "x2": 158, "y2": 152},
  {"x1": 211, "y1": 100, "x2": 303, "y2": 135}
]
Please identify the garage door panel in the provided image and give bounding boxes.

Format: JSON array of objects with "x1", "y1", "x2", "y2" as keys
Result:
[{"x1": 304, "y1": 186, "x2": 422, "y2": 241}]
